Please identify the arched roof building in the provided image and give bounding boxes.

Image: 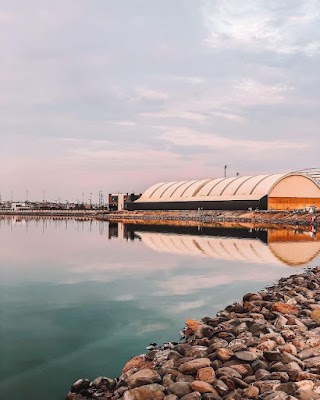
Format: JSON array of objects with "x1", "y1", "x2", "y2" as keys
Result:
[{"x1": 131, "y1": 172, "x2": 320, "y2": 211}]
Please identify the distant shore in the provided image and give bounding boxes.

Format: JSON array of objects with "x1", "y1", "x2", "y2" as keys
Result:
[{"x1": 1, "y1": 209, "x2": 318, "y2": 228}]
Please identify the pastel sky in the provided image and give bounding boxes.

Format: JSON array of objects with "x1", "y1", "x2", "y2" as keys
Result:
[{"x1": 1, "y1": 0, "x2": 319, "y2": 203}]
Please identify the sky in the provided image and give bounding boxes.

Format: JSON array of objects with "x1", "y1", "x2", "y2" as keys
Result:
[{"x1": 1, "y1": 0, "x2": 319, "y2": 203}]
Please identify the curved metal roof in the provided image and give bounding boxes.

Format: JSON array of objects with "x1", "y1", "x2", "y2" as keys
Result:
[
  {"x1": 137, "y1": 172, "x2": 320, "y2": 202},
  {"x1": 296, "y1": 168, "x2": 320, "y2": 186}
]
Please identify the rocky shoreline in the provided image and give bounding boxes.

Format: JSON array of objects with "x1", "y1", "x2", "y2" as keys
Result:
[
  {"x1": 66, "y1": 267, "x2": 320, "y2": 400},
  {"x1": 97, "y1": 210, "x2": 319, "y2": 228}
]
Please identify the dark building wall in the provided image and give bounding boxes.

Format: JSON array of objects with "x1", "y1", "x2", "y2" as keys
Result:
[{"x1": 127, "y1": 196, "x2": 268, "y2": 211}]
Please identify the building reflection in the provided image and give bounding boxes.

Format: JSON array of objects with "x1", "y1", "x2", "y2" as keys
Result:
[{"x1": 108, "y1": 223, "x2": 320, "y2": 267}]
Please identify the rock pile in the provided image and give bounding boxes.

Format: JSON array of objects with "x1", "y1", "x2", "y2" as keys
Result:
[{"x1": 66, "y1": 267, "x2": 320, "y2": 400}]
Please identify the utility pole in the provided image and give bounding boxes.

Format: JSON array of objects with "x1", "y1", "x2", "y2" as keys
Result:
[{"x1": 224, "y1": 165, "x2": 227, "y2": 178}]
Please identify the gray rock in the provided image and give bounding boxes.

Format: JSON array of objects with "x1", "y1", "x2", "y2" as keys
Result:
[
  {"x1": 304, "y1": 355, "x2": 320, "y2": 368},
  {"x1": 164, "y1": 396, "x2": 178, "y2": 400},
  {"x1": 168, "y1": 382, "x2": 192, "y2": 398},
  {"x1": 215, "y1": 379, "x2": 229, "y2": 396},
  {"x1": 263, "y1": 351, "x2": 282, "y2": 362},
  {"x1": 216, "y1": 367, "x2": 241, "y2": 379},
  {"x1": 201, "y1": 393, "x2": 222, "y2": 400},
  {"x1": 71, "y1": 379, "x2": 90, "y2": 393},
  {"x1": 276, "y1": 382, "x2": 297, "y2": 396}
]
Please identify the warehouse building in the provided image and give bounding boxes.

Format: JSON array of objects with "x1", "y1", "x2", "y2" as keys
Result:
[{"x1": 130, "y1": 171, "x2": 320, "y2": 211}]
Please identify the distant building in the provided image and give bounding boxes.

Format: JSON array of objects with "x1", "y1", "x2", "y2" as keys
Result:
[
  {"x1": 11, "y1": 202, "x2": 32, "y2": 211},
  {"x1": 108, "y1": 193, "x2": 141, "y2": 211},
  {"x1": 129, "y1": 171, "x2": 320, "y2": 211}
]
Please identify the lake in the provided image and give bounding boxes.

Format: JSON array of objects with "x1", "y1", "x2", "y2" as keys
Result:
[{"x1": 0, "y1": 216, "x2": 319, "y2": 400}]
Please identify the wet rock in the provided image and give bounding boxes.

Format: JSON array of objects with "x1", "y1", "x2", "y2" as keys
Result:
[
  {"x1": 179, "y1": 358, "x2": 211, "y2": 374},
  {"x1": 127, "y1": 369, "x2": 161, "y2": 389},
  {"x1": 168, "y1": 382, "x2": 192, "y2": 397},
  {"x1": 71, "y1": 379, "x2": 90, "y2": 393},
  {"x1": 123, "y1": 355, "x2": 154, "y2": 374},
  {"x1": 91, "y1": 376, "x2": 116, "y2": 391},
  {"x1": 66, "y1": 394, "x2": 87, "y2": 400}
]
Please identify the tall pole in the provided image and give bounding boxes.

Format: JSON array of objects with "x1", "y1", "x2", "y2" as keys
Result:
[{"x1": 224, "y1": 165, "x2": 227, "y2": 178}]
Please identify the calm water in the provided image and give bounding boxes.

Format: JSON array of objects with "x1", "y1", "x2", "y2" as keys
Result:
[{"x1": 0, "y1": 217, "x2": 319, "y2": 400}]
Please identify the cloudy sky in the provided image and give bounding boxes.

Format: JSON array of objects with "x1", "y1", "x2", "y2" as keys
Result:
[{"x1": 1, "y1": 0, "x2": 319, "y2": 202}]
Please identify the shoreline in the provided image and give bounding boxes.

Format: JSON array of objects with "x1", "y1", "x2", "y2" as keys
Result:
[
  {"x1": 66, "y1": 266, "x2": 320, "y2": 400},
  {"x1": 0, "y1": 210, "x2": 318, "y2": 228},
  {"x1": 97, "y1": 210, "x2": 319, "y2": 229}
]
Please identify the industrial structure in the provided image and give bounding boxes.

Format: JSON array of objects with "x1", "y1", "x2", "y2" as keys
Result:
[
  {"x1": 108, "y1": 193, "x2": 141, "y2": 211},
  {"x1": 130, "y1": 171, "x2": 320, "y2": 211}
]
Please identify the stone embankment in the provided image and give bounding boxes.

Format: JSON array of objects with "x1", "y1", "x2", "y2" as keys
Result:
[
  {"x1": 67, "y1": 267, "x2": 320, "y2": 400},
  {"x1": 97, "y1": 210, "x2": 319, "y2": 228}
]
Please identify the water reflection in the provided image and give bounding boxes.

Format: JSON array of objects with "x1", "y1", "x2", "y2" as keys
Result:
[
  {"x1": 110, "y1": 223, "x2": 320, "y2": 267},
  {"x1": 0, "y1": 216, "x2": 319, "y2": 400}
]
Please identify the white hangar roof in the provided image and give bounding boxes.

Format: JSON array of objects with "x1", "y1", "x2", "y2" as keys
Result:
[{"x1": 137, "y1": 172, "x2": 320, "y2": 203}]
